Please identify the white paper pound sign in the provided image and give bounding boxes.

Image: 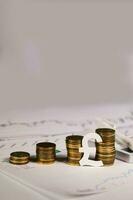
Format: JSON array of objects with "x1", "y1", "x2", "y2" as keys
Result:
[{"x1": 79, "y1": 133, "x2": 104, "y2": 167}]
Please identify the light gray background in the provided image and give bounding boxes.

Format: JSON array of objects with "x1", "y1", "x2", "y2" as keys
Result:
[{"x1": 0, "y1": 0, "x2": 133, "y2": 112}]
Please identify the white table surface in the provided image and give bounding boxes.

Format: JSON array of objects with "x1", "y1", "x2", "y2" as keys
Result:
[{"x1": 0, "y1": 103, "x2": 133, "y2": 200}]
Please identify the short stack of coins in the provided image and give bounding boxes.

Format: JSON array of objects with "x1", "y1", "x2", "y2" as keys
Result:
[
  {"x1": 95, "y1": 128, "x2": 116, "y2": 166},
  {"x1": 66, "y1": 135, "x2": 83, "y2": 166},
  {"x1": 36, "y1": 142, "x2": 56, "y2": 164},
  {"x1": 9, "y1": 151, "x2": 30, "y2": 165}
]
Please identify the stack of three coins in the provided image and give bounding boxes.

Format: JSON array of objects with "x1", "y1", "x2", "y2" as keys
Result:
[{"x1": 9, "y1": 151, "x2": 30, "y2": 165}]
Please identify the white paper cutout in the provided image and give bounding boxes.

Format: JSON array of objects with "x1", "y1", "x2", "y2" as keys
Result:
[{"x1": 79, "y1": 133, "x2": 103, "y2": 167}]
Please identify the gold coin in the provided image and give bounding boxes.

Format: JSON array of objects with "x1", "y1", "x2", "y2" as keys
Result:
[
  {"x1": 96, "y1": 154, "x2": 115, "y2": 158},
  {"x1": 102, "y1": 135, "x2": 115, "y2": 139},
  {"x1": 96, "y1": 148, "x2": 115, "y2": 152},
  {"x1": 9, "y1": 157, "x2": 29, "y2": 162},
  {"x1": 37, "y1": 160, "x2": 55, "y2": 165},
  {"x1": 67, "y1": 148, "x2": 81, "y2": 153},
  {"x1": 67, "y1": 148, "x2": 81, "y2": 152},
  {"x1": 67, "y1": 153, "x2": 82, "y2": 159},
  {"x1": 96, "y1": 152, "x2": 115, "y2": 156},
  {"x1": 96, "y1": 159, "x2": 115, "y2": 164},
  {"x1": 96, "y1": 157, "x2": 115, "y2": 164},
  {"x1": 67, "y1": 156, "x2": 82, "y2": 160},
  {"x1": 67, "y1": 159, "x2": 80, "y2": 166},
  {"x1": 100, "y1": 136, "x2": 115, "y2": 140},
  {"x1": 67, "y1": 152, "x2": 82, "y2": 156},
  {"x1": 36, "y1": 154, "x2": 55, "y2": 158},
  {"x1": 36, "y1": 151, "x2": 55, "y2": 156},
  {"x1": 66, "y1": 144, "x2": 82, "y2": 149},
  {"x1": 36, "y1": 149, "x2": 55, "y2": 153},
  {"x1": 36, "y1": 142, "x2": 56, "y2": 150},
  {"x1": 96, "y1": 156, "x2": 115, "y2": 160},
  {"x1": 96, "y1": 145, "x2": 115, "y2": 149},
  {"x1": 96, "y1": 153, "x2": 115, "y2": 157},
  {"x1": 102, "y1": 161, "x2": 115, "y2": 166},
  {"x1": 95, "y1": 142, "x2": 115, "y2": 147},
  {"x1": 37, "y1": 155, "x2": 55, "y2": 160},
  {"x1": 9, "y1": 158, "x2": 29, "y2": 165},
  {"x1": 101, "y1": 139, "x2": 115, "y2": 143},
  {"x1": 96, "y1": 128, "x2": 115, "y2": 135},
  {"x1": 66, "y1": 135, "x2": 83, "y2": 143},
  {"x1": 68, "y1": 157, "x2": 82, "y2": 161},
  {"x1": 97, "y1": 133, "x2": 115, "y2": 138},
  {"x1": 96, "y1": 151, "x2": 115, "y2": 155},
  {"x1": 37, "y1": 158, "x2": 55, "y2": 162},
  {"x1": 97, "y1": 137, "x2": 115, "y2": 143},
  {"x1": 37, "y1": 155, "x2": 55, "y2": 159},
  {"x1": 96, "y1": 158, "x2": 115, "y2": 162},
  {"x1": 67, "y1": 156, "x2": 81, "y2": 161},
  {"x1": 96, "y1": 147, "x2": 115, "y2": 152},
  {"x1": 10, "y1": 151, "x2": 30, "y2": 159}
]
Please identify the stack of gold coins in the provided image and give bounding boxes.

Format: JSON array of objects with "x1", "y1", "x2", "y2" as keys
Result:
[
  {"x1": 9, "y1": 151, "x2": 30, "y2": 165},
  {"x1": 66, "y1": 135, "x2": 83, "y2": 166},
  {"x1": 36, "y1": 142, "x2": 56, "y2": 164},
  {"x1": 95, "y1": 128, "x2": 116, "y2": 166}
]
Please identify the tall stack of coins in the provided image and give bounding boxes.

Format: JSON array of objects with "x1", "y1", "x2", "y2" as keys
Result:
[
  {"x1": 36, "y1": 142, "x2": 56, "y2": 164},
  {"x1": 95, "y1": 128, "x2": 116, "y2": 166},
  {"x1": 66, "y1": 135, "x2": 83, "y2": 166},
  {"x1": 9, "y1": 151, "x2": 30, "y2": 165}
]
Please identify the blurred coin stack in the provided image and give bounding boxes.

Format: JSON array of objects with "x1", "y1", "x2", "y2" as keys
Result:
[
  {"x1": 9, "y1": 151, "x2": 30, "y2": 165},
  {"x1": 36, "y1": 142, "x2": 56, "y2": 164},
  {"x1": 95, "y1": 128, "x2": 116, "y2": 166},
  {"x1": 66, "y1": 135, "x2": 83, "y2": 166}
]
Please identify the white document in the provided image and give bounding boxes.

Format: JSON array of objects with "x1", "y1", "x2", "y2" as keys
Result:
[
  {"x1": 0, "y1": 105, "x2": 133, "y2": 199},
  {"x1": 0, "y1": 134, "x2": 133, "y2": 200}
]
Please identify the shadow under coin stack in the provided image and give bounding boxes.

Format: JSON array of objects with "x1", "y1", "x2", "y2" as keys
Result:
[
  {"x1": 66, "y1": 135, "x2": 83, "y2": 166},
  {"x1": 95, "y1": 128, "x2": 116, "y2": 166},
  {"x1": 9, "y1": 151, "x2": 30, "y2": 165},
  {"x1": 36, "y1": 142, "x2": 56, "y2": 164}
]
